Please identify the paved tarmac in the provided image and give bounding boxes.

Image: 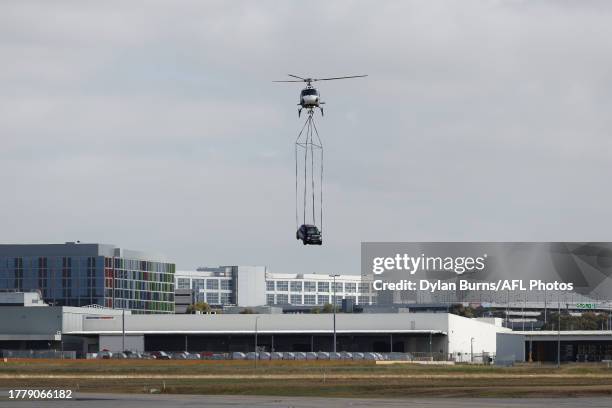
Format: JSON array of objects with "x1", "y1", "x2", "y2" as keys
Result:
[{"x1": 1, "y1": 393, "x2": 612, "y2": 408}]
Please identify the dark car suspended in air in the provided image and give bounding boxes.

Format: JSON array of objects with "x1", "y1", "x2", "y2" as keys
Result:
[{"x1": 296, "y1": 224, "x2": 322, "y2": 245}]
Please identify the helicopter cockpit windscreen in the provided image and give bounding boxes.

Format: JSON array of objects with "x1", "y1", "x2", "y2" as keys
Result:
[{"x1": 301, "y1": 88, "x2": 319, "y2": 96}]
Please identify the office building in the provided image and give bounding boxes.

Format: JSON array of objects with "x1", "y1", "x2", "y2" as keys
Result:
[
  {"x1": 0, "y1": 243, "x2": 175, "y2": 314},
  {"x1": 174, "y1": 266, "x2": 374, "y2": 309}
]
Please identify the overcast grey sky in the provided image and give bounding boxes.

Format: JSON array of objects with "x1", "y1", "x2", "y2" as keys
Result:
[{"x1": 1, "y1": 1, "x2": 612, "y2": 274}]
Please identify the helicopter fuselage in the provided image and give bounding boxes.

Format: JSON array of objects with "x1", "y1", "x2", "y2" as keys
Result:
[
  {"x1": 298, "y1": 87, "x2": 324, "y2": 116},
  {"x1": 299, "y1": 87, "x2": 322, "y2": 108}
]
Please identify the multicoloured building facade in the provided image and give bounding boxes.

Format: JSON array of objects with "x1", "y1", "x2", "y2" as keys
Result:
[{"x1": 0, "y1": 243, "x2": 175, "y2": 313}]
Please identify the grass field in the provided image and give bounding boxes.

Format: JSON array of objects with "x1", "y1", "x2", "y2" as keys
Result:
[{"x1": 1, "y1": 359, "x2": 612, "y2": 398}]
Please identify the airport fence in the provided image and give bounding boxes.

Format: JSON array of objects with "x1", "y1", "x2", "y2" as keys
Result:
[{"x1": 450, "y1": 352, "x2": 495, "y2": 364}]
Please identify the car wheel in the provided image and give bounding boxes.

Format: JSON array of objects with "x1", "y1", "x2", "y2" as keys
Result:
[{"x1": 303, "y1": 240, "x2": 307, "y2": 245}]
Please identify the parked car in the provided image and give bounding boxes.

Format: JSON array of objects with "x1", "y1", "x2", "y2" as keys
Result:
[
  {"x1": 232, "y1": 352, "x2": 246, "y2": 360},
  {"x1": 123, "y1": 350, "x2": 142, "y2": 359},
  {"x1": 329, "y1": 352, "x2": 342, "y2": 360},
  {"x1": 340, "y1": 352, "x2": 353, "y2": 360},
  {"x1": 171, "y1": 352, "x2": 188, "y2": 360},
  {"x1": 151, "y1": 351, "x2": 171, "y2": 360},
  {"x1": 97, "y1": 350, "x2": 112, "y2": 359},
  {"x1": 364, "y1": 352, "x2": 378, "y2": 360},
  {"x1": 317, "y1": 352, "x2": 330, "y2": 360},
  {"x1": 283, "y1": 352, "x2": 295, "y2": 360}
]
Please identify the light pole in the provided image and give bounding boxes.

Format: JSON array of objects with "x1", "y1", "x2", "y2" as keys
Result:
[
  {"x1": 557, "y1": 301, "x2": 561, "y2": 368},
  {"x1": 329, "y1": 274, "x2": 340, "y2": 353},
  {"x1": 254, "y1": 316, "x2": 260, "y2": 369},
  {"x1": 608, "y1": 301, "x2": 611, "y2": 331},
  {"x1": 544, "y1": 286, "x2": 547, "y2": 325},
  {"x1": 122, "y1": 307, "x2": 125, "y2": 353},
  {"x1": 522, "y1": 295, "x2": 526, "y2": 332},
  {"x1": 470, "y1": 337, "x2": 474, "y2": 363},
  {"x1": 505, "y1": 290, "x2": 509, "y2": 327}
]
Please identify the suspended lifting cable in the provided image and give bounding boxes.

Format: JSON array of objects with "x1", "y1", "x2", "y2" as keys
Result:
[
  {"x1": 295, "y1": 110, "x2": 323, "y2": 231},
  {"x1": 311, "y1": 117, "x2": 323, "y2": 233},
  {"x1": 295, "y1": 115, "x2": 311, "y2": 229},
  {"x1": 310, "y1": 117, "x2": 315, "y2": 225},
  {"x1": 304, "y1": 116, "x2": 309, "y2": 226}
]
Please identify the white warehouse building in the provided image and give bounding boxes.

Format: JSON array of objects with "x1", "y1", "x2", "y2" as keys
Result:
[{"x1": 0, "y1": 305, "x2": 507, "y2": 358}]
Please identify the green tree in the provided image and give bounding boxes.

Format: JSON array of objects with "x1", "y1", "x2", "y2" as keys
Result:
[
  {"x1": 542, "y1": 311, "x2": 608, "y2": 330},
  {"x1": 186, "y1": 302, "x2": 211, "y2": 314},
  {"x1": 321, "y1": 303, "x2": 339, "y2": 313}
]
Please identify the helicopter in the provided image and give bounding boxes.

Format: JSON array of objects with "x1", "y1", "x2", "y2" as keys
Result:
[
  {"x1": 276, "y1": 73, "x2": 367, "y2": 246},
  {"x1": 274, "y1": 74, "x2": 368, "y2": 117}
]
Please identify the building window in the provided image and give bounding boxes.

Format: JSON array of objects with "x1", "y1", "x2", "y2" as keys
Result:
[
  {"x1": 290, "y1": 281, "x2": 302, "y2": 292},
  {"x1": 207, "y1": 292, "x2": 219, "y2": 304},
  {"x1": 345, "y1": 296, "x2": 356, "y2": 304},
  {"x1": 317, "y1": 295, "x2": 329, "y2": 305},
  {"x1": 220, "y1": 279, "x2": 232, "y2": 290},
  {"x1": 304, "y1": 281, "x2": 316, "y2": 292},
  {"x1": 317, "y1": 282, "x2": 329, "y2": 292},
  {"x1": 276, "y1": 294, "x2": 288, "y2": 304},
  {"x1": 359, "y1": 282, "x2": 370, "y2": 293},
  {"x1": 220, "y1": 293, "x2": 232, "y2": 305},
  {"x1": 358, "y1": 296, "x2": 370, "y2": 305},
  {"x1": 192, "y1": 279, "x2": 205, "y2": 291},
  {"x1": 290, "y1": 294, "x2": 302, "y2": 304},
  {"x1": 345, "y1": 283, "x2": 356, "y2": 293},
  {"x1": 206, "y1": 279, "x2": 219, "y2": 290},
  {"x1": 266, "y1": 294, "x2": 275, "y2": 305},
  {"x1": 333, "y1": 282, "x2": 343, "y2": 293},
  {"x1": 276, "y1": 281, "x2": 288, "y2": 291},
  {"x1": 177, "y1": 278, "x2": 190, "y2": 289},
  {"x1": 304, "y1": 294, "x2": 316, "y2": 305},
  {"x1": 266, "y1": 281, "x2": 275, "y2": 291}
]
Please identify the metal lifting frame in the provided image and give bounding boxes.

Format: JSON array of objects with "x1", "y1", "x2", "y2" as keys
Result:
[{"x1": 295, "y1": 109, "x2": 323, "y2": 232}]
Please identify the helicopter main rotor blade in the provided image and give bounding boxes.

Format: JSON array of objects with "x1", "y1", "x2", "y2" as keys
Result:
[
  {"x1": 287, "y1": 74, "x2": 307, "y2": 80},
  {"x1": 273, "y1": 80, "x2": 305, "y2": 82},
  {"x1": 312, "y1": 75, "x2": 368, "y2": 81}
]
